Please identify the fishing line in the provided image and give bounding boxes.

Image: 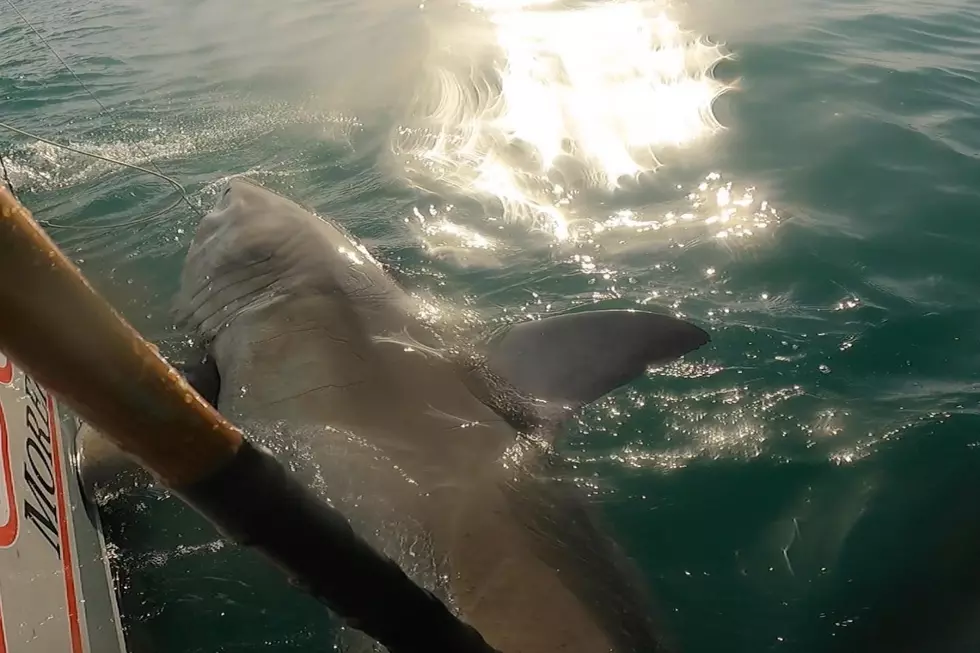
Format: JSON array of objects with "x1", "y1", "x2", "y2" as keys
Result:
[
  {"x1": 2, "y1": 0, "x2": 203, "y2": 229},
  {"x1": 0, "y1": 152, "x2": 15, "y2": 196},
  {"x1": 0, "y1": 121, "x2": 191, "y2": 229}
]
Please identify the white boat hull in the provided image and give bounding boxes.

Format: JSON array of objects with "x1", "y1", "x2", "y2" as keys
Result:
[{"x1": 0, "y1": 351, "x2": 128, "y2": 653}]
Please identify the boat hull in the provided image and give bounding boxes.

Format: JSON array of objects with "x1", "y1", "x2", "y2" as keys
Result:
[{"x1": 0, "y1": 351, "x2": 128, "y2": 653}]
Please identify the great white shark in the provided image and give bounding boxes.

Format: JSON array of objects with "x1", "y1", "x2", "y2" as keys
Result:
[{"x1": 80, "y1": 178, "x2": 710, "y2": 653}]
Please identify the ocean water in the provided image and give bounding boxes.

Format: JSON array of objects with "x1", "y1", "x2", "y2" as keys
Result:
[{"x1": 2, "y1": 0, "x2": 980, "y2": 651}]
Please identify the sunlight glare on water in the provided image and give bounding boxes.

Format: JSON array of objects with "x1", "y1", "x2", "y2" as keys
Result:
[
  {"x1": 395, "y1": 0, "x2": 730, "y2": 240},
  {"x1": 9, "y1": 0, "x2": 980, "y2": 650}
]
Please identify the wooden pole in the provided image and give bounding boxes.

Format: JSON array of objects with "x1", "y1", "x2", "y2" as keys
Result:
[{"x1": 0, "y1": 186, "x2": 242, "y2": 486}]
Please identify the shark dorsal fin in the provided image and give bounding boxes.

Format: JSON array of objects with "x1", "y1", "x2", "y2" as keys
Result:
[{"x1": 485, "y1": 309, "x2": 709, "y2": 412}]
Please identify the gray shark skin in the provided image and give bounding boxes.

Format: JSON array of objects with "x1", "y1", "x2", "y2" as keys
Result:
[{"x1": 86, "y1": 178, "x2": 711, "y2": 653}]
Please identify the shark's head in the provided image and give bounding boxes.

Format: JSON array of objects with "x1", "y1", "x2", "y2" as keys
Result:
[{"x1": 174, "y1": 178, "x2": 384, "y2": 340}]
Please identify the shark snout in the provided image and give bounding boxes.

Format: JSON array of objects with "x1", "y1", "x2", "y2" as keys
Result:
[{"x1": 213, "y1": 177, "x2": 276, "y2": 213}]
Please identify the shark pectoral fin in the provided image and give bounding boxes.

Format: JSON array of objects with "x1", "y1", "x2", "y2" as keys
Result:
[
  {"x1": 485, "y1": 309, "x2": 710, "y2": 409},
  {"x1": 178, "y1": 350, "x2": 221, "y2": 408}
]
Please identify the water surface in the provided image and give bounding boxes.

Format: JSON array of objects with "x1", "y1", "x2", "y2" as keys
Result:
[{"x1": 2, "y1": 0, "x2": 979, "y2": 650}]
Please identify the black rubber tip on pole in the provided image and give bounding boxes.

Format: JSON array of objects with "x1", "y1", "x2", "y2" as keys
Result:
[{"x1": 180, "y1": 440, "x2": 499, "y2": 653}]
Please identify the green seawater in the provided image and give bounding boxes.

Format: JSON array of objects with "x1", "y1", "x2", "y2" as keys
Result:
[{"x1": 2, "y1": 0, "x2": 980, "y2": 651}]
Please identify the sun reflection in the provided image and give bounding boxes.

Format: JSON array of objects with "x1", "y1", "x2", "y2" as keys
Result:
[
  {"x1": 396, "y1": 0, "x2": 730, "y2": 238},
  {"x1": 412, "y1": 206, "x2": 496, "y2": 250},
  {"x1": 567, "y1": 380, "x2": 811, "y2": 473},
  {"x1": 565, "y1": 173, "x2": 781, "y2": 247},
  {"x1": 406, "y1": 204, "x2": 506, "y2": 268}
]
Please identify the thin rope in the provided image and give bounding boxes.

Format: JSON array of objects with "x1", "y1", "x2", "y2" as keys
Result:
[
  {"x1": 0, "y1": 121, "x2": 189, "y2": 230},
  {"x1": 3, "y1": 0, "x2": 203, "y2": 227},
  {"x1": 0, "y1": 152, "x2": 15, "y2": 197}
]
